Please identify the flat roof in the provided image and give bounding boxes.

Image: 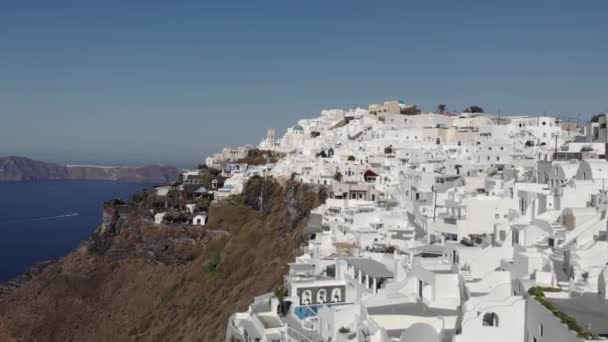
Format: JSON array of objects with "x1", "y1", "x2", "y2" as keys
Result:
[
  {"x1": 344, "y1": 258, "x2": 394, "y2": 279},
  {"x1": 258, "y1": 315, "x2": 284, "y2": 329},
  {"x1": 251, "y1": 296, "x2": 271, "y2": 313},
  {"x1": 239, "y1": 320, "x2": 262, "y2": 340},
  {"x1": 410, "y1": 244, "x2": 446, "y2": 255},
  {"x1": 367, "y1": 301, "x2": 458, "y2": 317},
  {"x1": 547, "y1": 293, "x2": 608, "y2": 336}
]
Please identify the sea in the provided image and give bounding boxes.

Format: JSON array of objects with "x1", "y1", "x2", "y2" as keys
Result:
[{"x1": 0, "y1": 180, "x2": 154, "y2": 282}]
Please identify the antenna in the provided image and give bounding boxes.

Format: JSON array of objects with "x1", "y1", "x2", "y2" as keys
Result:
[{"x1": 554, "y1": 132, "x2": 558, "y2": 161}]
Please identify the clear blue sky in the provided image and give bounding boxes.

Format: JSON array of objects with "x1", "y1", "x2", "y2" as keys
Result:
[{"x1": 1, "y1": 0, "x2": 607, "y2": 167}]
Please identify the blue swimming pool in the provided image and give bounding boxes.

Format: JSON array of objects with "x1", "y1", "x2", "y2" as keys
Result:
[{"x1": 294, "y1": 305, "x2": 321, "y2": 320}]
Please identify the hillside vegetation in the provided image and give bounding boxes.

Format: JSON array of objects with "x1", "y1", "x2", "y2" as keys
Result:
[
  {"x1": 0, "y1": 177, "x2": 326, "y2": 342},
  {"x1": 235, "y1": 149, "x2": 284, "y2": 166}
]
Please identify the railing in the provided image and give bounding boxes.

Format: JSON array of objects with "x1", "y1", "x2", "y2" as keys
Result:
[
  {"x1": 563, "y1": 215, "x2": 603, "y2": 246},
  {"x1": 227, "y1": 314, "x2": 246, "y2": 341},
  {"x1": 443, "y1": 217, "x2": 457, "y2": 224},
  {"x1": 287, "y1": 326, "x2": 316, "y2": 342},
  {"x1": 459, "y1": 294, "x2": 523, "y2": 331}
]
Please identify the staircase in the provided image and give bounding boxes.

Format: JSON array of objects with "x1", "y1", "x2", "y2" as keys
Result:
[
  {"x1": 460, "y1": 269, "x2": 473, "y2": 282},
  {"x1": 557, "y1": 280, "x2": 570, "y2": 291},
  {"x1": 573, "y1": 278, "x2": 588, "y2": 294},
  {"x1": 549, "y1": 244, "x2": 568, "y2": 262}
]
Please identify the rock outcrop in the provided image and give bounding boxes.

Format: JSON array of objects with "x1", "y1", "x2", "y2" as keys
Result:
[
  {"x1": 0, "y1": 177, "x2": 326, "y2": 341},
  {"x1": 0, "y1": 319, "x2": 15, "y2": 342}
]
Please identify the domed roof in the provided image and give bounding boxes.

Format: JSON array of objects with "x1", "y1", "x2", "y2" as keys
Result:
[
  {"x1": 399, "y1": 323, "x2": 438, "y2": 342},
  {"x1": 292, "y1": 124, "x2": 304, "y2": 131}
]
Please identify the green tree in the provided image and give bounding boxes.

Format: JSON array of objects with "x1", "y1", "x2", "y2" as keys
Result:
[
  {"x1": 400, "y1": 105, "x2": 421, "y2": 115},
  {"x1": 334, "y1": 171, "x2": 343, "y2": 182},
  {"x1": 274, "y1": 286, "x2": 289, "y2": 316},
  {"x1": 590, "y1": 113, "x2": 605, "y2": 122},
  {"x1": 436, "y1": 104, "x2": 447, "y2": 114},
  {"x1": 274, "y1": 286, "x2": 288, "y2": 302},
  {"x1": 464, "y1": 105, "x2": 484, "y2": 113}
]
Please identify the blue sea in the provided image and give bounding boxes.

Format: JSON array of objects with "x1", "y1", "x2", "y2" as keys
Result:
[{"x1": 0, "y1": 180, "x2": 153, "y2": 282}]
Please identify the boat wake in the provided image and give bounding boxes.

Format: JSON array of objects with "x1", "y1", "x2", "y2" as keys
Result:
[{"x1": 0, "y1": 212, "x2": 79, "y2": 225}]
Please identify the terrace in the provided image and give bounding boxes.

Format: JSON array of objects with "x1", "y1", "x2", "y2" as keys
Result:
[
  {"x1": 528, "y1": 287, "x2": 605, "y2": 340},
  {"x1": 547, "y1": 293, "x2": 608, "y2": 339}
]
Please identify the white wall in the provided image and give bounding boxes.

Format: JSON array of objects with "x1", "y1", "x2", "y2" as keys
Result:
[
  {"x1": 524, "y1": 297, "x2": 583, "y2": 342},
  {"x1": 455, "y1": 296, "x2": 525, "y2": 342}
]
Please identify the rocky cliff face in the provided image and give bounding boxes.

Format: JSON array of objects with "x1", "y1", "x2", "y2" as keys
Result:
[
  {"x1": 0, "y1": 156, "x2": 180, "y2": 183},
  {"x1": 0, "y1": 178, "x2": 326, "y2": 342},
  {"x1": 66, "y1": 164, "x2": 181, "y2": 183},
  {"x1": 0, "y1": 319, "x2": 15, "y2": 342},
  {"x1": 0, "y1": 156, "x2": 69, "y2": 181}
]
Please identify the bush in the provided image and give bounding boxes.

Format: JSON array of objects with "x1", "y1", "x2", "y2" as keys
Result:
[
  {"x1": 274, "y1": 286, "x2": 288, "y2": 302},
  {"x1": 527, "y1": 287, "x2": 596, "y2": 339},
  {"x1": 338, "y1": 327, "x2": 350, "y2": 334},
  {"x1": 464, "y1": 105, "x2": 484, "y2": 113},
  {"x1": 206, "y1": 253, "x2": 222, "y2": 273},
  {"x1": 334, "y1": 171, "x2": 343, "y2": 182},
  {"x1": 235, "y1": 148, "x2": 284, "y2": 165}
]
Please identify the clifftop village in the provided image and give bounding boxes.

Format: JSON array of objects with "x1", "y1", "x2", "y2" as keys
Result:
[{"x1": 160, "y1": 100, "x2": 608, "y2": 342}]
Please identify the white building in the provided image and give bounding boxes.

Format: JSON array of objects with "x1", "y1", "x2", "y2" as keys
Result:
[{"x1": 222, "y1": 104, "x2": 603, "y2": 342}]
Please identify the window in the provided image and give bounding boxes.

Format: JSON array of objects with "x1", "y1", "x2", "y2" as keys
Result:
[
  {"x1": 482, "y1": 312, "x2": 499, "y2": 327},
  {"x1": 539, "y1": 324, "x2": 543, "y2": 336},
  {"x1": 317, "y1": 289, "x2": 327, "y2": 303}
]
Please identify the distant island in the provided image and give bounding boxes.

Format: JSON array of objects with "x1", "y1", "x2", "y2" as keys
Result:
[{"x1": 0, "y1": 156, "x2": 181, "y2": 184}]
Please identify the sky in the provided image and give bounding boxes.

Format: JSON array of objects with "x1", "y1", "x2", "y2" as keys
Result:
[{"x1": 1, "y1": 0, "x2": 607, "y2": 167}]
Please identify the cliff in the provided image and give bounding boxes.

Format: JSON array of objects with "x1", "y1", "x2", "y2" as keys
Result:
[
  {"x1": 0, "y1": 156, "x2": 68, "y2": 181},
  {"x1": 0, "y1": 156, "x2": 180, "y2": 183},
  {"x1": 0, "y1": 319, "x2": 15, "y2": 342},
  {"x1": 0, "y1": 177, "x2": 326, "y2": 341}
]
